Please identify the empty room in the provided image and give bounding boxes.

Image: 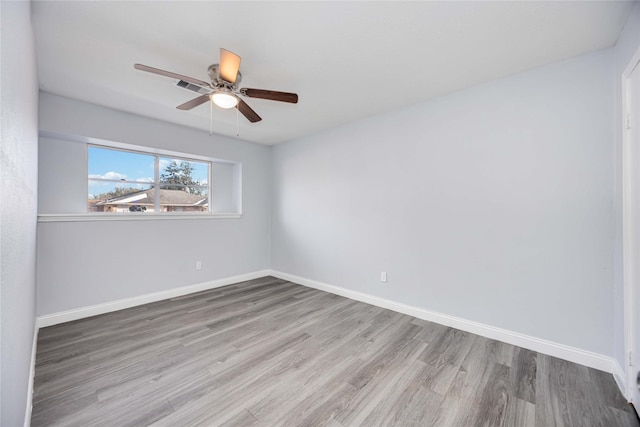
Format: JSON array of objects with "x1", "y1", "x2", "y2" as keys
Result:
[{"x1": 3, "y1": 1, "x2": 640, "y2": 426}]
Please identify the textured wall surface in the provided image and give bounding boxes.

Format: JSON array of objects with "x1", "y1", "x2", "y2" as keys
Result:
[
  {"x1": 1, "y1": 1, "x2": 39, "y2": 425},
  {"x1": 272, "y1": 49, "x2": 615, "y2": 356},
  {"x1": 37, "y1": 94, "x2": 271, "y2": 315}
]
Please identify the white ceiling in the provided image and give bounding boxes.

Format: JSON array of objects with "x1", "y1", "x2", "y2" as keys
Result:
[{"x1": 32, "y1": 1, "x2": 633, "y2": 145}]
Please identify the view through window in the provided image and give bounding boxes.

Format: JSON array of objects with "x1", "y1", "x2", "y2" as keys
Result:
[{"x1": 88, "y1": 146, "x2": 211, "y2": 213}]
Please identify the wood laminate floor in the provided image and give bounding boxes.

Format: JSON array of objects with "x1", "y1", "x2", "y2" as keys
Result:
[{"x1": 32, "y1": 276, "x2": 639, "y2": 427}]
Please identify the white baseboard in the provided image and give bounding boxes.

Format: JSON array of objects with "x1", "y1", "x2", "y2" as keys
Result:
[
  {"x1": 269, "y1": 270, "x2": 617, "y2": 375},
  {"x1": 37, "y1": 270, "x2": 271, "y2": 328},
  {"x1": 612, "y1": 358, "x2": 629, "y2": 401},
  {"x1": 23, "y1": 323, "x2": 38, "y2": 427}
]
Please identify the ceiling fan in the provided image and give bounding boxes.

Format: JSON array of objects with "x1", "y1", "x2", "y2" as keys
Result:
[{"x1": 134, "y1": 48, "x2": 298, "y2": 123}]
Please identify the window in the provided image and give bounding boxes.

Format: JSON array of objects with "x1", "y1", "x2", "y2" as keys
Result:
[{"x1": 88, "y1": 146, "x2": 211, "y2": 214}]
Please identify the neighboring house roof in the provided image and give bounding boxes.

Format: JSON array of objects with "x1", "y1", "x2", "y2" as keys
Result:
[{"x1": 96, "y1": 188, "x2": 207, "y2": 207}]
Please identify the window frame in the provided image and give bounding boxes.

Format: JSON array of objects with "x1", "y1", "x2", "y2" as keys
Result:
[
  {"x1": 88, "y1": 144, "x2": 213, "y2": 215},
  {"x1": 36, "y1": 131, "x2": 242, "y2": 222}
]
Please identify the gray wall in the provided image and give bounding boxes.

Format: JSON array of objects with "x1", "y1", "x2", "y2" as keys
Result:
[
  {"x1": 613, "y1": 3, "x2": 640, "y2": 373},
  {"x1": 271, "y1": 48, "x2": 615, "y2": 356},
  {"x1": 1, "y1": 1, "x2": 39, "y2": 425},
  {"x1": 37, "y1": 93, "x2": 271, "y2": 315}
]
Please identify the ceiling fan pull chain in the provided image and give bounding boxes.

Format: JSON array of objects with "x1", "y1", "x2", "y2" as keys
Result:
[
  {"x1": 236, "y1": 105, "x2": 239, "y2": 137},
  {"x1": 210, "y1": 100, "x2": 213, "y2": 136}
]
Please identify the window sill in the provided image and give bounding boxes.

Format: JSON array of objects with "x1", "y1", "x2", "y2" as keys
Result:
[{"x1": 38, "y1": 213, "x2": 242, "y2": 222}]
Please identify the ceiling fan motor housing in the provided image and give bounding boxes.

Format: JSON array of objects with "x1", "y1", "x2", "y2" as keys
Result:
[{"x1": 208, "y1": 64, "x2": 242, "y2": 89}]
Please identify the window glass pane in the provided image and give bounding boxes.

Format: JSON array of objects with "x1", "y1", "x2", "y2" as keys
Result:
[
  {"x1": 158, "y1": 185, "x2": 209, "y2": 213},
  {"x1": 88, "y1": 146, "x2": 155, "y2": 184},
  {"x1": 88, "y1": 181, "x2": 155, "y2": 213},
  {"x1": 87, "y1": 147, "x2": 212, "y2": 214},
  {"x1": 159, "y1": 157, "x2": 209, "y2": 192}
]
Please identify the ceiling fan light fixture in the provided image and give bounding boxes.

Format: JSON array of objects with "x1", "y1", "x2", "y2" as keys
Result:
[{"x1": 211, "y1": 92, "x2": 238, "y2": 109}]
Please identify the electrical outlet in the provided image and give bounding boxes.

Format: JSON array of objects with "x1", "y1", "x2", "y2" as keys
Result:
[
  {"x1": 195, "y1": 261, "x2": 202, "y2": 270},
  {"x1": 380, "y1": 272, "x2": 387, "y2": 282}
]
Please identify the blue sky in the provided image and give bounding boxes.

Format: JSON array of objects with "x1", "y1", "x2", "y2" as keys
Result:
[{"x1": 88, "y1": 146, "x2": 209, "y2": 198}]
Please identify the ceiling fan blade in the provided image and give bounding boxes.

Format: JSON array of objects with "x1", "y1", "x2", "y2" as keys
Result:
[
  {"x1": 240, "y1": 88, "x2": 298, "y2": 104},
  {"x1": 219, "y1": 48, "x2": 241, "y2": 84},
  {"x1": 176, "y1": 94, "x2": 210, "y2": 110},
  {"x1": 134, "y1": 64, "x2": 211, "y2": 88},
  {"x1": 237, "y1": 99, "x2": 262, "y2": 123}
]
